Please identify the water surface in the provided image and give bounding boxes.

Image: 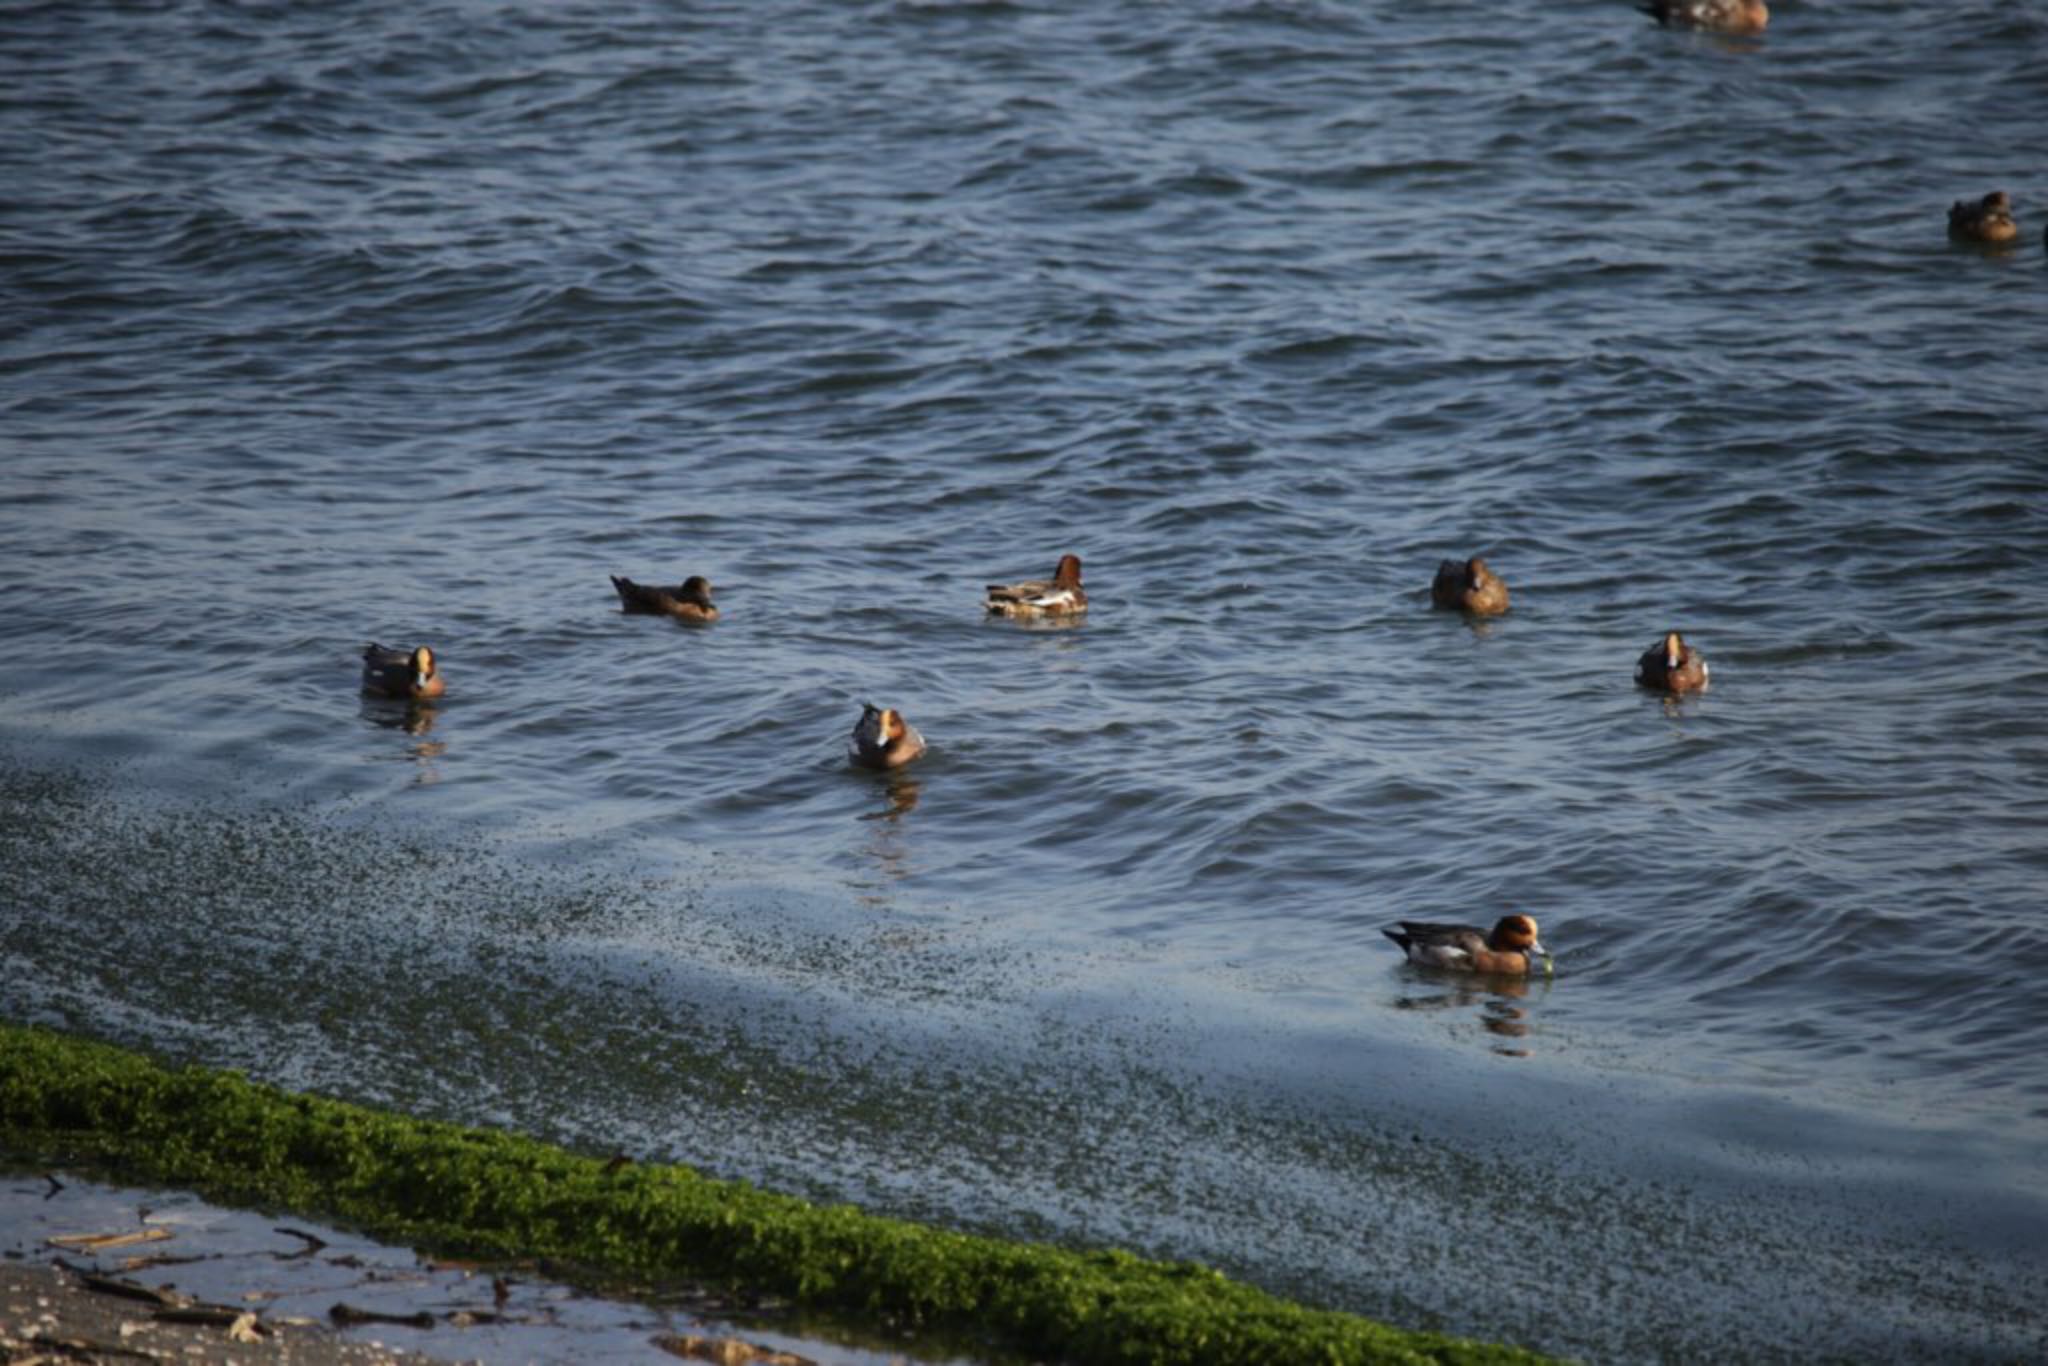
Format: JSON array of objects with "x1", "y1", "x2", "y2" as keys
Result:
[{"x1": 4, "y1": 2, "x2": 2046, "y2": 1360}]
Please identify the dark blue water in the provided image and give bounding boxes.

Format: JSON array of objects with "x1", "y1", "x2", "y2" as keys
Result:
[{"x1": 5, "y1": 3, "x2": 2046, "y2": 1361}]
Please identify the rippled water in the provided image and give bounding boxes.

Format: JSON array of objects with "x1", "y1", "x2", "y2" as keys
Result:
[{"x1": 5, "y1": 2, "x2": 2047, "y2": 1361}]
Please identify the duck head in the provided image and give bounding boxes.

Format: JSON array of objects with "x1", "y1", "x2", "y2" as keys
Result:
[{"x1": 1489, "y1": 913, "x2": 1549, "y2": 963}]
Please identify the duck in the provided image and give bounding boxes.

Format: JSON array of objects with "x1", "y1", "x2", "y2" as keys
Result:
[
  {"x1": 1639, "y1": 0, "x2": 1767, "y2": 33},
  {"x1": 985, "y1": 554, "x2": 1087, "y2": 619},
  {"x1": 610, "y1": 574, "x2": 718, "y2": 623},
  {"x1": 1384, "y1": 915, "x2": 1551, "y2": 975},
  {"x1": 1947, "y1": 191, "x2": 2020, "y2": 245},
  {"x1": 848, "y1": 702, "x2": 926, "y2": 770},
  {"x1": 1634, "y1": 630, "x2": 1710, "y2": 693},
  {"x1": 361, "y1": 643, "x2": 445, "y2": 701},
  {"x1": 1431, "y1": 556, "x2": 1510, "y2": 616}
]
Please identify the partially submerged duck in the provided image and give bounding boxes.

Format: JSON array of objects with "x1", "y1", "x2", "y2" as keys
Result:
[
  {"x1": 1639, "y1": 0, "x2": 1767, "y2": 33},
  {"x1": 1384, "y1": 915, "x2": 1551, "y2": 976},
  {"x1": 361, "y1": 643, "x2": 445, "y2": 701},
  {"x1": 1947, "y1": 191, "x2": 2020, "y2": 245},
  {"x1": 848, "y1": 702, "x2": 926, "y2": 770},
  {"x1": 1431, "y1": 556, "x2": 1510, "y2": 616},
  {"x1": 985, "y1": 554, "x2": 1087, "y2": 619},
  {"x1": 1634, "y1": 630, "x2": 1710, "y2": 693},
  {"x1": 610, "y1": 574, "x2": 718, "y2": 623}
]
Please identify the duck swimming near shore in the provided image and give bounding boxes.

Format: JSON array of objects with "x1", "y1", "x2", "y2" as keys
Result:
[
  {"x1": 610, "y1": 574, "x2": 719, "y2": 623},
  {"x1": 1431, "y1": 556, "x2": 1510, "y2": 616},
  {"x1": 848, "y1": 703, "x2": 926, "y2": 770},
  {"x1": 361, "y1": 643, "x2": 445, "y2": 701},
  {"x1": 985, "y1": 554, "x2": 1087, "y2": 619},
  {"x1": 1383, "y1": 915, "x2": 1551, "y2": 975},
  {"x1": 1634, "y1": 631, "x2": 1709, "y2": 693},
  {"x1": 1947, "y1": 191, "x2": 2020, "y2": 245},
  {"x1": 1639, "y1": 0, "x2": 1767, "y2": 34}
]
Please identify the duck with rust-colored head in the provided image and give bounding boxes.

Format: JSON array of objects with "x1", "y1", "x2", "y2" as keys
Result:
[
  {"x1": 361, "y1": 643, "x2": 445, "y2": 701},
  {"x1": 1947, "y1": 191, "x2": 2020, "y2": 245},
  {"x1": 985, "y1": 554, "x2": 1087, "y2": 619},
  {"x1": 610, "y1": 573, "x2": 718, "y2": 623},
  {"x1": 1431, "y1": 556, "x2": 1510, "y2": 616},
  {"x1": 1640, "y1": 0, "x2": 1767, "y2": 33},
  {"x1": 1635, "y1": 630, "x2": 1709, "y2": 693},
  {"x1": 848, "y1": 702, "x2": 926, "y2": 770},
  {"x1": 1384, "y1": 915, "x2": 1551, "y2": 976}
]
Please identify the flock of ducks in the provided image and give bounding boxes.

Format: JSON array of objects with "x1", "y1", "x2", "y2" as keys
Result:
[
  {"x1": 359, "y1": 1, "x2": 2024, "y2": 992},
  {"x1": 358, "y1": 552, "x2": 1705, "y2": 979}
]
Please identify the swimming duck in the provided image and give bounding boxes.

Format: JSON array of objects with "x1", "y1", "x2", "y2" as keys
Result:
[
  {"x1": 361, "y1": 643, "x2": 445, "y2": 701},
  {"x1": 848, "y1": 703, "x2": 926, "y2": 770},
  {"x1": 1947, "y1": 191, "x2": 2019, "y2": 245},
  {"x1": 610, "y1": 574, "x2": 718, "y2": 623},
  {"x1": 985, "y1": 554, "x2": 1087, "y2": 619},
  {"x1": 1431, "y1": 556, "x2": 1510, "y2": 616},
  {"x1": 1634, "y1": 631, "x2": 1710, "y2": 693},
  {"x1": 1384, "y1": 915, "x2": 1551, "y2": 975},
  {"x1": 1639, "y1": 0, "x2": 1767, "y2": 33}
]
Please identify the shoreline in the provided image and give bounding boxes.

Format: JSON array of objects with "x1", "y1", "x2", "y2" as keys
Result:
[
  {"x1": 0, "y1": 1170, "x2": 898, "y2": 1366},
  {"x1": 0, "y1": 1020, "x2": 1553, "y2": 1366},
  {"x1": 1, "y1": 1257, "x2": 445, "y2": 1366}
]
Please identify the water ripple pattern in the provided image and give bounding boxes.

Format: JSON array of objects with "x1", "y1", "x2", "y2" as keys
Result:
[{"x1": 4, "y1": 2, "x2": 2047, "y2": 1361}]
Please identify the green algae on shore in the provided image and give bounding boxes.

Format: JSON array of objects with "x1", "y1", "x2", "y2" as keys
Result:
[{"x1": 0, "y1": 1022, "x2": 1553, "y2": 1366}]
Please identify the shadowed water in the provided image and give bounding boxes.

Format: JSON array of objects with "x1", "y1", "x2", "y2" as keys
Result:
[{"x1": 4, "y1": 2, "x2": 2046, "y2": 1361}]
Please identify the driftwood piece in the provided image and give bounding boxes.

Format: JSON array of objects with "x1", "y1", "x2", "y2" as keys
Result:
[
  {"x1": 654, "y1": 1331, "x2": 816, "y2": 1366},
  {"x1": 272, "y1": 1225, "x2": 329, "y2": 1259},
  {"x1": 67, "y1": 1266, "x2": 181, "y2": 1308},
  {"x1": 154, "y1": 1302, "x2": 259, "y2": 1330},
  {"x1": 329, "y1": 1301, "x2": 437, "y2": 1330},
  {"x1": 46, "y1": 1227, "x2": 173, "y2": 1252}
]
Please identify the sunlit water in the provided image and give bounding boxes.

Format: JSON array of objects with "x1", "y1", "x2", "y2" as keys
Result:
[{"x1": 4, "y1": 2, "x2": 2046, "y2": 1361}]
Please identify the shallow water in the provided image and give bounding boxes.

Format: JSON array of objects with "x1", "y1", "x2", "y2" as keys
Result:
[{"x1": 4, "y1": 2, "x2": 2047, "y2": 1361}]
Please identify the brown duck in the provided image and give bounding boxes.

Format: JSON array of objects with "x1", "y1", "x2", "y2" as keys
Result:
[
  {"x1": 1947, "y1": 191, "x2": 2020, "y2": 245},
  {"x1": 1431, "y1": 556, "x2": 1510, "y2": 616},
  {"x1": 1383, "y1": 914, "x2": 1551, "y2": 975},
  {"x1": 1640, "y1": 0, "x2": 1767, "y2": 34},
  {"x1": 847, "y1": 703, "x2": 926, "y2": 771},
  {"x1": 610, "y1": 574, "x2": 718, "y2": 623},
  {"x1": 985, "y1": 554, "x2": 1087, "y2": 619},
  {"x1": 361, "y1": 643, "x2": 445, "y2": 701},
  {"x1": 1634, "y1": 631, "x2": 1710, "y2": 693}
]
